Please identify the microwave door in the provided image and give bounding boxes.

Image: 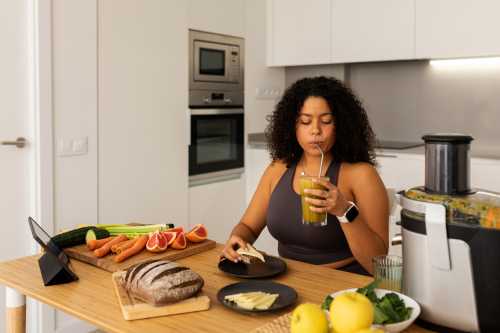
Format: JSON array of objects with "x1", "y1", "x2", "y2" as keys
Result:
[{"x1": 193, "y1": 41, "x2": 231, "y2": 83}]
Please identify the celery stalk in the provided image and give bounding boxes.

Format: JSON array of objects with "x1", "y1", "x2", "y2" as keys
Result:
[{"x1": 95, "y1": 223, "x2": 174, "y2": 236}]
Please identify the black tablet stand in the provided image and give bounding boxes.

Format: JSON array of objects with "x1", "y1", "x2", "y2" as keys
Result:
[{"x1": 28, "y1": 217, "x2": 78, "y2": 286}]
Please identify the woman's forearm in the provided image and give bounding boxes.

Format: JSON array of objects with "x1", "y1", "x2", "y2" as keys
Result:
[
  {"x1": 340, "y1": 216, "x2": 388, "y2": 274},
  {"x1": 230, "y1": 222, "x2": 258, "y2": 244}
]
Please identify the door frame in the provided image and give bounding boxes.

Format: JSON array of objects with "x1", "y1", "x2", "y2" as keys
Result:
[{"x1": 32, "y1": 0, "x2": 56, "y2": 332}]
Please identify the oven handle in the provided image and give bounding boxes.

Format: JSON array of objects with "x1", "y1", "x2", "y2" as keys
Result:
[
  {"x1": 190, "y1": 108, "x2": 243, "y2": 115},
  {"x1": 186, "y1": 109, "x2": 191, "y2": 146}
]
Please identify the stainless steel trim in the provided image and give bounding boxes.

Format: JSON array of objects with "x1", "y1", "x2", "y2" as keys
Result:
[
  {"x1": 1, "y1": 137, "x2": 26, "y2": 148},
  {"x1": 376, "y1": 153, "x2": 398, "y2": 158},
  {"x1": 190, "y1": 108, "x2": 243, "y2": 115},
  {"x1": 189, "y1": 168, "x2": 244, "y2": 187}
]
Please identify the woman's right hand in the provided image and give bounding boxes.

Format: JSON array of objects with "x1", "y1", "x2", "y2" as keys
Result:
[{"x1": 221, "y1": 235, "x2": 248, "y2": 263}]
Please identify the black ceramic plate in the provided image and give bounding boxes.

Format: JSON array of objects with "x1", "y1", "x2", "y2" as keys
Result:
[
  {"x1": 218, "y1": 255, "x2": 287, "y2": 279},
  {"x1": 217, "y1": 280, "x2": 298, "y2": 314}
]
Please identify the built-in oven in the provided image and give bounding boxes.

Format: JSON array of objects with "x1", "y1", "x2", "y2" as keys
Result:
[
  {"x1": 189, "y1": 30, "x2": 244, "y2": 107},
  {"x1": 189, "y1": 109, "x2": 244, "y2": 186}
]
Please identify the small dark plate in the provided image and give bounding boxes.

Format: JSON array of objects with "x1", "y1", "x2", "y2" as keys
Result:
[
  {"x1": 218, "y1": 255, "x2": 287, "y2": 279},
  {"x1": 217, "y1": 280, "x2": 298, "y2": 314}
]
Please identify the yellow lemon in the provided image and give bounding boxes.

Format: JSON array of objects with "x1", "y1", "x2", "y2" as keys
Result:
[
  {"x1": 290, "y1": 303, "x2": 329, "y2": 333},
  {"x1": 330, "y1": 292, "x2": 374, "y2": 333}
]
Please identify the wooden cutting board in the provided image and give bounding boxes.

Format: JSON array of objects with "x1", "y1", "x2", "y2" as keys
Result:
[
  {"x1": 64, "y1": 239, "x2": 216, "y2": 272},
  {"x1": 111, "y1": 272, "x2": 210, "y2": 320}
]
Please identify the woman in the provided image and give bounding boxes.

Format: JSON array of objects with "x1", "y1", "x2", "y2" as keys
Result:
[{"x1": 222, "y1": 76, "x2": 389, "y2": 275}]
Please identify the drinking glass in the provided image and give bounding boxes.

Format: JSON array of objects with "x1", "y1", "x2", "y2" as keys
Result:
[
  {"x1": 372, "y1": 255, "x2": 403, "y2": 292},
  {"x1": 299, "y1": 175, "x2": 329, "y2": 226}
]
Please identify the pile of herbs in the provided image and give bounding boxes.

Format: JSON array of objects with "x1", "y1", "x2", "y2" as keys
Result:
[{"x1": 321, "y1": 280, "x2": 413, "y2": 325}]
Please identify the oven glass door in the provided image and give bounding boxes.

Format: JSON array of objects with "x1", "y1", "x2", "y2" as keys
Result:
[{"x1": 189, "y1": 112, "x2": 244, "y2": 176}]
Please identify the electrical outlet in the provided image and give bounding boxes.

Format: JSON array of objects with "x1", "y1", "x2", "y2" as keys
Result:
[
  {"x1": 72, "y1": 137, "x2": 88, "y2": 155},
  {"x1": 255, "y1": 87, "x2": 283, "y2": 100},
  {"x1": 56, "y1": 137, "x2": 88, "y2": 157}
]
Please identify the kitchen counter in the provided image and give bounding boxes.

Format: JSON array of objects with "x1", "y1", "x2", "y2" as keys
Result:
[
  {"x1": 248, "y1": 132, "x2": 500, "y2": 160},
  {"x1": 0, "y1": 244, "x2": 432, "y2": 333}
]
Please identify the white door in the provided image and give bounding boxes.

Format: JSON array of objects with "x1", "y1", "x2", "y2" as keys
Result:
[{"x1": 0, "y1": 0, "x2": 36, "y2": 332}]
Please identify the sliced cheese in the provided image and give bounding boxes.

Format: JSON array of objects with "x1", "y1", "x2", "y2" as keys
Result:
[
  {"x1": 224, "y1": 291, "x2": 279, "y2": 310},
  {"x1": 236, "y1": 243, "x2": 265, "y2": 263}
]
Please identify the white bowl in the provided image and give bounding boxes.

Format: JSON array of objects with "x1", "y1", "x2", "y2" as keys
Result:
[{"x1": 328, "y1": 288, "x2": 421, "y2": 333}]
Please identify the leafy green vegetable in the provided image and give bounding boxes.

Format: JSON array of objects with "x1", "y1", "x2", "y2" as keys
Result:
[
  {"x1": 356, "y1": 279, "x2": 379, "y2": 303},
  {"x1": 321, "y1": 294, "x2": 333, "y2": 311},
  {"x1": 356, "y1": 280, "x2": 413, "y2": 325}
]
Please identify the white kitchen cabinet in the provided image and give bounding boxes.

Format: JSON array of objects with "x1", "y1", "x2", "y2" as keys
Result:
[
  {"x1": 189, "y1": 177, "x2": 246, "y2": 244},
  {"x1": 267, "y1": 0, "x2": 331, "y2": 66},
  {"x1": 416, "y1": 0, "x2": 500, "y2": 59},
  {"x1": 376, "y1": 152, "x2": 425, "y2": 192},
  {"x1": 471, "y1": 158, "x2": 500, "y2": 193},
  {"x1": 267, "y1": 0, "x2": 415, "y2": 66},
  {"x1": 188, "y1": 0, "x2": 245, "y2": 37},
  {"x1": 98, "y1": 0, "x2": 189, "y2": 229},
  {"x1": 331, "y1": 0, "x2": 415, "y2": 63},
  {"x1": 245, "y1": 147, "x2": 278, "y2": 255}
]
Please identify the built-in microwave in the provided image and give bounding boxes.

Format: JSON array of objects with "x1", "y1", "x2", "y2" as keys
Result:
[{"x1": 189, "y1": 30, "x2": 244, "y2": 107}]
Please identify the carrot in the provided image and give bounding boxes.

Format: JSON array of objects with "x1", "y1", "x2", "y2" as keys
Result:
[
  {"x1": 87, "y1": 236, "x2": 115, "y2": 251},
  {"x1": 111, "y1": 238, "x2": 138, "y2": 254},
  {"x1": 94, "y1": 235, "x2": 128, "y2": 258},
  {"x1": 114, "y1": 235, "x2": 148, "y2": 263}
]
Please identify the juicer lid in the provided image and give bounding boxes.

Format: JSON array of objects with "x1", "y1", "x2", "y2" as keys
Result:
[{"x1": 422, "y1": 133, "x2": 474, "y2": 144}]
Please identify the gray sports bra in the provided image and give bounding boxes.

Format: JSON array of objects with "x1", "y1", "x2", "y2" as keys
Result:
[{"x1": 266, "y1": 161, "x2": 353, "y2": 265}]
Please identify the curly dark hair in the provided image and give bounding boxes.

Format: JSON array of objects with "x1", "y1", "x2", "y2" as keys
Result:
[{"x1": 265, "y1": 76, "x2": 376, "y2": 166}]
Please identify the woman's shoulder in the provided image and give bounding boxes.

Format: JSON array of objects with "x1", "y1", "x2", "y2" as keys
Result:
[
  {"x1": 341, "y1": 161, "x2": 376, "y2": 173},
  {"x1": 340, "y1": 161, "x2": 380, "y2": 185},
  {"x1": 261, "y1": 159, "x2": 290, "y2": 191},
  {"x1": 264, "y1": 159, "x2": 288, "y2": 178}
]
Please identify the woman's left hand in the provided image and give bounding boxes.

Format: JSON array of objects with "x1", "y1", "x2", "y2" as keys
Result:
[{"x1": 304, "y1": 178, "x2": 352, "y2": 217}]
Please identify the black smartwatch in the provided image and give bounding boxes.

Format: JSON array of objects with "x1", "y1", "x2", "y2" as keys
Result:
[{"x1": 336, "y1": 201, "x2": 359, "y2": 223}]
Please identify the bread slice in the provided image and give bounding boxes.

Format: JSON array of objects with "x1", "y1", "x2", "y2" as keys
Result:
[{"x1": 236, "y1": 243, "x2": 265, "y2": 263}]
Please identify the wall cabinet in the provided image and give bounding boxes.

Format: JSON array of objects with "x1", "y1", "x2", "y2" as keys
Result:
[
  {"x1": 267, "y1": 0, "x2": 415, "y2": 66},
  {"x1": 416, "y1": 0, "x2": 500, "y2": 59},
  {"x1": 331, "y1": 0, "x2": 415, "y2": 63},
  {"x1": 267, "y1": 0, "x2": 331, "y2": 66},
  {"x1": 268, "y1": 0, "x2": 500, "y2": 66}
]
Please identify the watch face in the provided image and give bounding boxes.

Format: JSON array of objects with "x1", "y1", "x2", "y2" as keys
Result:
[{"x1": 346, "y1": 205, "x2": 359, "y2": 222}]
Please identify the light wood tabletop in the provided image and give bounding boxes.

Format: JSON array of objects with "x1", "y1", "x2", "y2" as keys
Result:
[{"x1": 0, "y1": 244, "x2": 433, "y2": 333}]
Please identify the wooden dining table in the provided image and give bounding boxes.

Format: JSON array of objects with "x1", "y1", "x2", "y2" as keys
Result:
[{"x1": 0, "y1": 244, "x2": 433, "y2": 333}]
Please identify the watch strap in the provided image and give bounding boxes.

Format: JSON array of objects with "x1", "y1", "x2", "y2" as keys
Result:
[{"x1": 337, "y1": 201, "x2": 359, "y2": 223}]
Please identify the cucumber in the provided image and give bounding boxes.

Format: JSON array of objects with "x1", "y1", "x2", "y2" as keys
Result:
[
  {"x1": 52, "y1": 226, "x2": 101, "y2": 248},
  {"x1": 85, "y1": 228, "x2": 110, "y2": 243}
]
